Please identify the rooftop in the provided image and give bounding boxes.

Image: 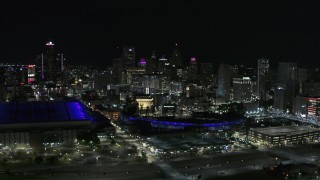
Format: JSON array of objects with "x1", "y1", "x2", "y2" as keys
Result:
[
  {"x1": 0, "y1": 100, "x2": 93, "y2": 124},
  {"x1": 251, "y1": 126, "x2": 320, "y2": 136}
]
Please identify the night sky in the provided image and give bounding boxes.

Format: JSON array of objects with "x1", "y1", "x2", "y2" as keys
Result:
[{"x1": 0, "y1": 1, "x2": 320, "y2": 67}]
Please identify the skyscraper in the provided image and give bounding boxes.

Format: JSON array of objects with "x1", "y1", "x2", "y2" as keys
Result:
[
  {"x1": 170, "y1": 45, "x2": 183, "y2": 81},
  {"x1": 188, "y1": 57, "x2": 198, "y2": 81},
  {"x1": 171, "y1": 45, "x2": 183, "y2": 67},
  {"x1": 277, "y1": 62, "x2": 298, "y2": 113},
  {"x1": 123, "y1": 46, "x2": 136, "y2": 68},
  {"x1": 157, "y1": 55, "x2": 170, "y2": 75},
  {"x1": 112, "y1": 58, "x2": 124, "y2": 84},
  {"x1": 233, "y1": 77, "x2": 252, "y2": 102},
  {"x1": 278, "y1": 62, "x2": 298, "y2": 85},
  {"x1": 199, "y1": 63, "x2": 214, "y2": 77},
  {"x1": 199, "y1": 63, "x2": 215, "y2": 85},
  {"x1": 217, "y1": 63, "x2": 232, "y2": 101},
  {"x1": 257, "y1": 58, "x2": 269, "y2": 101},
  {"x1": 146, "y1": 51, "x2": 157, "y2": 74},
  {"x1": 138, "y1": 58, "x2": 147, "y2": 67},
  {"x1": 273, "y1": 85, "x2": 287, "y2": 112},
  {"x1": 35, "y1": 54, "x2": 44, "y2": 81},
  {"x1": 46, "y1": 41, "x2": 56, "y2": 81}
]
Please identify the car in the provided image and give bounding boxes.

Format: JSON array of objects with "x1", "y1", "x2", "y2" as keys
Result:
[
  {"x1": 125, "y1": 171, "x2": 131, "y2": 174},
  {"x1": 185, "y1": 166, "x2": 190, "y2": 169}
]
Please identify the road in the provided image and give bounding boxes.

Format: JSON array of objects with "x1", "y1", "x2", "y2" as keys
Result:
[{"x1": 167, "y1": 150, "x2": 289, "y2": 179}]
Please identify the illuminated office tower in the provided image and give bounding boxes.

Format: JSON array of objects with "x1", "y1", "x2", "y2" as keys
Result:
[
  {"x1": 273, "y1": 85, "x2": 287, "y2": 112},
  {"x1": 57, "y1": 53, "x2": 66, "y2": 72},
  {"x1": 188, "y1": 57, "x2": 198, "y2": 81},
  {"x1": 138, "y1": 58, "x2": 147, "y2": 67},
  {"x1": 307, "y1": 97, "x2": 320, "y2": 120},
  {"x1": 233, "y1": 77, "x2": 252, "y2": 102},
  {"x1": 257, "y1": 58, "x2": 269, "y2": 100},
  {"x1": 157, "y1": 55, "x2": 169, "y2": 75},
  {"x1": 27, "y1": 65, "x2": 36, "y2": 83},
  {"x1": 35, "y1": 54, "x2": 45, "y2": 81},
  {"x1": 46, "y1": 41, "x2": 56, "y2": 81}
]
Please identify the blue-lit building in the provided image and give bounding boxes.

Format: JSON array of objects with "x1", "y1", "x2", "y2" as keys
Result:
[{"x1": 0, "y1": 100, "x2": 112, "y2": 147}]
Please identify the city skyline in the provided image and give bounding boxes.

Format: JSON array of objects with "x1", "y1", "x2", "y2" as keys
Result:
[
  {"x1": 1, "y1": 1, "x2": 320, "y2": 67},
  {"x1": 2, "y1": 2, "x2": 320, "y2": 179}
]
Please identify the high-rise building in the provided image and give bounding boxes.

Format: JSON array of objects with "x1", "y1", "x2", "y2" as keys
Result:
[
  {"x1": 278, "y1": 62, "x2": 298, "y2": 85},
  {"x1": 157, "y1": 55, "x2": 171, "y2": 77},
  {"x1": 278, "y1": 62, "x2": 298, "y2": 111},
  {"x1": 189, "y1": 57, "x2": 198, "y2": 73},
  {"x1": 46, "y1": 41, "x2": 56, "y2": 81},
  {"x1": 123, "y1": 46, "x2": 136, "y2": 68},
  {"x1": 126, "y1": 67, "x2": 146, "y2": 85},
  {"x1": 199, "y1": 63, "x2": 215, "y2": 85},
  {"x1": 27, "y1": 65, "x2": 36, "y2": 83},
  {"x1": 307, "y1": 97, "x2": 320, "y2": 120},
  {"x1": 232, "y1": 77, "x2": 252, "y2": 102},
  {"x1": 35, "y1": 54, "x2": 45, "y2": 81},
  {"x1": 138, "y1": 58, "x2": 147, "y2": 67},
  {"x1": 273, "y1": 85, "x2": 287, "y2": 112},
  {"x1": 57, "y1": 53, "x2": 66, "y2": 72},
  {"x1": 171, "y1": 45, "x2": 183, "y2": 67},
  {"x1": 257, "y1": 58, "x2": 269, "y2": 100},
  {"x1": 200, "y1": 63, "x2": 214, "y2": 76},
  {"x1": 187, "y1": 57, "x2": 198, "y2": 81},
  {"x1": 298, "y1": 68, "x2": 308, "y2": 83},
  {"x1": 298, "y1": 68, "x2": 308, "y2": 94},
  {"x1": 292, "y1": 95, "x2": 307, "y2": 117},
  {"x1": 112, "y1": 58, "x2": 124, "y2": 84},
  {"x1": 217, "y1": 63, "x2": 237, "y2": 102},
  {"x1": 302, "y1": 82, "x2": 320, "y2": 97},
  {"x1": 146, "y1": 51, "x2": 157, "y2": 74}
]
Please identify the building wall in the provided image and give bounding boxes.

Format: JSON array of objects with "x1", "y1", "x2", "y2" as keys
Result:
[
  {"x1": 257, "y1": 58, "x2": 269, "y2": 100},
  {"x1": 0, "y1": 132, "x2": 30, "y2": 146},
  {"x1": 0, "y1": 129, "x2": 82, "y2": 148},
  {"x1": 302, "y1": 82, "x2": 320, "y2": 97},
  {"x1": 307, "y1": 97, "x2": 320, "y2": 119},
  {"x1": 292, "y1": 96, "x2": 307, "y2": 117},
  {"x1": 249, "y1": 129, "x2": 320, "y2": 145},
  {"x1": 232, "y1": 77, "x2": 252, "y2": 102},
  {"x1": 273, "y1": 86, "x2": 287, "y2": 112}
]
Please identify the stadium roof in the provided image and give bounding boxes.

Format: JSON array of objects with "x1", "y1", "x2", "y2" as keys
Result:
[{"x1": 0, "y1": 100, "x2": 93, "y2": 124}]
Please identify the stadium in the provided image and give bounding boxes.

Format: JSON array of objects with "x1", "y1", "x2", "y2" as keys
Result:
[{"x1": 0, "y1": 100, "x2": 112, "y2": 148}]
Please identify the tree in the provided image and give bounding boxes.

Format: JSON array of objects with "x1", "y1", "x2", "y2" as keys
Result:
[{"x1": 141, "y1": 151, "x2": 147, "y2": 159}]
